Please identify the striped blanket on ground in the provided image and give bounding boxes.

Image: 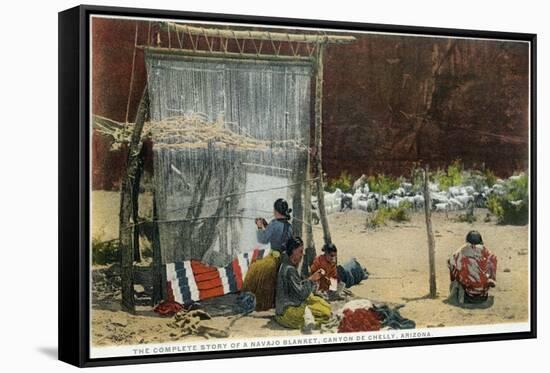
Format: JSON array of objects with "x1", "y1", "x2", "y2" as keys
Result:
[{"x1": 166, "y1": 247, "x2": 272, "y2": 305}]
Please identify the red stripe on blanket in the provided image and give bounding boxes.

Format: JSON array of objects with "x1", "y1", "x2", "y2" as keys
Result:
[
  {"x1": 232, "y1": 259, "x2": 243, "y2": 290},
  {"x1": 251, "y1": 249, "x2": 260, "y2": 263},
  {"x1": 196, "y1": 277, "x2": 223, "y2": 291},
  {"x1": 199, "y1": 286, "x2": 225, "y2": 300},
  {"x1": 194, "y1": 270, "x2": 222, "y2": 282},
  {"x1": 166, "y1": 281, "x2": 175, "y2": 302},
  {"x1": 190, "y1": 260, "x2": 219, "y2": 275}
]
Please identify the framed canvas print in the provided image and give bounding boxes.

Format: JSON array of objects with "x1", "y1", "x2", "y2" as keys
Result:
[{"x1": 58, "y1": 4, "x2": 536, "y2": 367}]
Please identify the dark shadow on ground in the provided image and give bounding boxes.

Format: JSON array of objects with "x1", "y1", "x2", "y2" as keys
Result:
[
  {"x1": 443, "y1": 295, "x2": 495, "y2": 309},
  {"x1": 401, "y1": 294, "x2": 437, "y2": 302},
  {"x1": 263, "y1": 317, "x2": 292, "y2": 331}
]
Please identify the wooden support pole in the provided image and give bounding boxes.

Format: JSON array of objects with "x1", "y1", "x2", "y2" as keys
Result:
[
  {"x1": 292, "y1": 183, "x2": 303, "y2": 238},
  {"x1": 301, "y1": 154, "x2": 315, "y2": 277},
  {"x1": 313, "y1": 44, "x2": 332, "y2": 246},
  {"x1": 163, "y1": 23, "x2": 357, "y2": 44},
  {"x1": 422, "y1": 166, "x2": 437, "y2": 298},
  {"x1": 131, "y1": 143, "x2": 147, "y2": 262},
  {"x1": 119, "y1": 86, "x2": 149, "y2": 313},
  {"x1": 142, "y1": 46, "x2": 314, "y2": 64},
  {"x1": 151, "y1": 191, "x2": 163, "y2": 306},
  {"x1": 292, "y1": 154, "x2": 304, "y2": 239}
]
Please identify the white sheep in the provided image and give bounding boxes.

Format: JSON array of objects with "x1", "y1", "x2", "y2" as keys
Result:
[
  {"x1": 435, "y1": 202, "x2": 449, "y2": 212},
  {"x1": 448, "y1": 186, "x2": 461, "y2": 197},
  {"x1": 366, "y1": 198, "x2": 378, "y2": 212},
  {"x1": 431, "y1": 192, "x2": 449, "y2": 205},
  {"x1": 387, "y1": 197, "x2": 403, "y2": 209},
  {"x1": 394, "y1": 187, "x2": 406, "y2": 197},
  {"x1": 359, "y1": 200, "x2": 370, "y2": 212},
  {"x1": 352, "y1": 191, "x2": 364, "y2": 210},
  {"x1": 448, "y1": 198, "x2": 464, "y2": 210},
  {"x1": 454, "y1": 195, "x2": 474, "y2": 208},
  {"x1": 491, "y1": 184, "x2": 506, "y2": 196},
  {"x1": 429, "y1": 182, "x2": 440, "y2": 193},
  {"x1": 464, "y1": 185, "x2": 475, "y2": 195},
  {"x1": 401, "y1": 182, "x2": 413, "y2": 192}
]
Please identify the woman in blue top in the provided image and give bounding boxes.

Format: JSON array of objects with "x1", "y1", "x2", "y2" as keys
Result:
[{"x1": 242, "y1": 198, "x2": 293, "y2": 311}]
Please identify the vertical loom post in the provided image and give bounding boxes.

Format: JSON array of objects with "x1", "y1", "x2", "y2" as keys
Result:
[
  {"x1": 131, "y1": 142, "x2": 147, "y2": 262},
  {"x1": 151, "y1": 191, "x2": 163, "y2": 305},
  {"x1": 292, "y1": 166, "x2": 304, "y2": 239},
  {"x1": 422, "y1": 166, "x2": 437, "y2": 298},
  {"x1": 301, "y1": 153, "x2": 315, "y2": 277},
  {"x1": 313, "y1": 43, "x2": 332, "y2": 246},
  {"x1": 119, "y1": 87, "x2": 149, "y2": 314}
]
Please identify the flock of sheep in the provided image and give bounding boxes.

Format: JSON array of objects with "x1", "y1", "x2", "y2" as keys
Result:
[{"x1": 314, "y1": 174, "x2": 522, "y2": 216}]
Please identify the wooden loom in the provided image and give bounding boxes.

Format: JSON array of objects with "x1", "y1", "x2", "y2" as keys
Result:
[{"x1": 117, "y1": 21, "x2": 356, "y2": 313}]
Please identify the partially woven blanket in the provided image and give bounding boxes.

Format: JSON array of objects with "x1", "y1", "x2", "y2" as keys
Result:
[{"x1": 165, "y1": 247, "x2": 271, "y2": 305}]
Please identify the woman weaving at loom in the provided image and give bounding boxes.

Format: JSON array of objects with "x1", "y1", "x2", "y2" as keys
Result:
[{"x1": 241, "y1": 198, "x2": 293, "y2": 311}]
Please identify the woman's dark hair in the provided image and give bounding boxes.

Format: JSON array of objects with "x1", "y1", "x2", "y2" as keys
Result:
[
  {"x1": 284, "y1": 236, "x2": 303, "y2": 257},
  {"x1": 274, "y1": 198, "x2": 292, "y2": 220},
  {"x1": 322, "y1": 243, "x2": 337, "y2": 253},
  {"x1": 466, "y1": 230, "x2": 483, "y2": 245}
]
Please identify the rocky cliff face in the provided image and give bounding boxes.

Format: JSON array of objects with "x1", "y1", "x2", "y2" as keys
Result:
[
  {"x1": 91, "y1": 18, "x2": 530, "y2": 190},
  {"x1": 321, "y1": 34, "x2": 529, "y2": 178}
]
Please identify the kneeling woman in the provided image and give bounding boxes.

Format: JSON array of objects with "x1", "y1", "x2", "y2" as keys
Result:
[
  {"x1": 275, "y1": 236, "x2": 332, "y2": 329},
  {"x1": 242, "y1": 198, "x2": 293, "y2": 311}
]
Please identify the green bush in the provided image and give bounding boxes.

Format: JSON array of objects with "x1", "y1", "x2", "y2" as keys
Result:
[
  {"x1": 92, "y1": 238, "x2": 120, "y2": 265},
  {"x1": 369, "y1": 201, "x2": 411, "y2": 228},
  {"x1": 390, "y1": 201, "x2": 412, "y2": 222},
  {"x1": 436, "y1": 159, "x2": 463, "y2": 190},
  {"x1": 455, "y1": 212, "x2": 477, "y2": 223},
  {"x1": 463, "y1": 170, "x2": 484, "y2": 193},
  {"x1": 484, "y1": 169, "x2": 497, "y2": 187},
  {"x1": 410, "y1": 169, "x2": 425, "y2": 192},
  {"x1": 487, "y1": 174, "x2": 529, "y2": 225},
  {"x1": 326, "y1": 170, "x2": 353, "y2": 193},
  {"x1": 370, "y1": 207, "x2": 389, "y2": 228},
  {"x1": 367, "y1": 174, "x2": 401, "y2": 195}
]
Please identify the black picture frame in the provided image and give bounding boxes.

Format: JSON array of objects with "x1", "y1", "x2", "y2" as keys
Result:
[{"x1": 59, "y1": 4, "x2": 537, "y2": 367}]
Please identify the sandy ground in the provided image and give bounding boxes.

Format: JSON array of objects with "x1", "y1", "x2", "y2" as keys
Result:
[
  {"x1": 92, "y1": 191, "x2": 153, "y2": 241},
  {"x1": 91, "y1": 192, "x2": 529, "y2": 347}
]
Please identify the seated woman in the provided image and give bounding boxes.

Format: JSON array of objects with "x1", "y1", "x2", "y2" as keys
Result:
[
  {"x1": 448, "y1": 230, "x2": 497, "y2": 304},
  {"x1": 241, "y1": 198, "x2": 293, "y2": 311},
  {"x1": 275, "y1": 236, "x2": 332, "y2": 330},
  {"x1": 310, "y1": 243, "x2": 339, "y2": 292}
]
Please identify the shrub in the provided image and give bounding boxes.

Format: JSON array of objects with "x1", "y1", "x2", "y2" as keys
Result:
[
  {"x1": 390, "y1": 201, "x2": 412, "y2": 222},
  {"x1": 92, "y1": 238, "x2": 120, "y2": 265},
  {"x1": 369, "y1": 201, "x2": 411, "y2": 228},
  {"x1": 437, "y1": 159, "x2": 463, "y2": 190},
  {"x1": 326, "y1": 170, "x2": 353, "y2": 193},
  {"x1": 367, "y1": 174, "x2": 401, "y2": 195},
  {"x1": 370, "y1": 207, "x2": 389, "y2": 228},
  {"x1": 463, "y1": 170, "x2": 485, "y2": 192},
  {"x1": 487, "y1": 195, "x2": 504, "y2": 220},
  {"x1": 487, "y1": 174, "x2": 529, "y2": 225},
  {"x1": 484, "y1": 169, "x2": 497, "y2": 187},
  {"x1": 411, "y1": 169, "x2": 425, "y2": 192},
  {"x1": 455, "y1": 212, "x2": 477, "y2": 223}
]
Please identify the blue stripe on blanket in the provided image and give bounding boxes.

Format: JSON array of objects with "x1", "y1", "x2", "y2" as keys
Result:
[
  {"x1": 225, "y1": 264, "x2": 238, "y2": 293},
  {"x1": 174, "y1": 262, "x2": 192, "y2": 302}
]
